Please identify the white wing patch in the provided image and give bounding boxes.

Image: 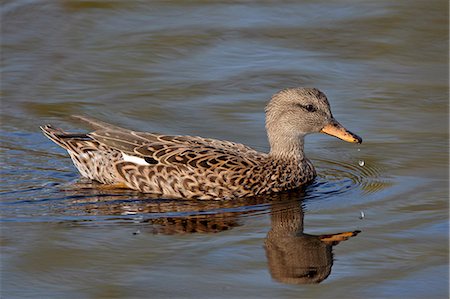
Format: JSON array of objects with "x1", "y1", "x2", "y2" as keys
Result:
[{"x1": 122, "y1": 153, "x2": 150, "y2": 165}]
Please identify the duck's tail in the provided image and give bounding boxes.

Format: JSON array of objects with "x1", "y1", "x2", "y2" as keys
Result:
[{"x1": 40, "y1": 125, "x2": 90, "y2": 150}]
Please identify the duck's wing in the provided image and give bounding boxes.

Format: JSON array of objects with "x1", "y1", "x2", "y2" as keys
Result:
[
  {"x1": 78, "y1": 116, "x2": 265, "y2": 170},
  {"x1": 89, "y1": 129, "x2": 260, "y2": 158},
  {"x1": 82, "y1": 118, "x2": 266, "y2": 199},
  {"x1": 111, "y1": 139, "x2": 265, "y2": 199},
  {"x1": 90, "y1": 130, "x2": 263, "y2": 170},
  {"x1": 75, "y1": 115, "x2": 259, "y2": 154}
]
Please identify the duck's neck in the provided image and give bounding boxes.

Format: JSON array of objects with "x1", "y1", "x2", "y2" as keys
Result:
[{"x1": 267, "y1": 131, "x2": 306, "y2": 161}]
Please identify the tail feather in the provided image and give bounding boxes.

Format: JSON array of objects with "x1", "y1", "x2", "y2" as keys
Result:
[
  {"x1": 40, "y1": 125, "x2": 90, "y2": 150},
  {"x1": 40, "y1": 125, "x2": 69, "y2": 148}
]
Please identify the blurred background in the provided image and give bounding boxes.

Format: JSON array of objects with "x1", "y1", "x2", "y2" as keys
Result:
[{"x1": 1, "y1": 1, "x2": 448, "y2": 298}]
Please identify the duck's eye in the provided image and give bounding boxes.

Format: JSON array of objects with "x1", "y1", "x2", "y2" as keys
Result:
[
  {"x1": 298, "y1": 104, "x2": 316, "y2": 112},
  {"x1": 305, "y1": 104, "x2": 316, "y2": 112},
  {"x1": 296, "y1": 103, "x2": 317, "y2": 112}
]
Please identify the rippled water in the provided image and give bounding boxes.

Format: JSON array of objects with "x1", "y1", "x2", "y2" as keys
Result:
[{"x1": 1, "y1": 1, "x2": 448, "y2": 298}]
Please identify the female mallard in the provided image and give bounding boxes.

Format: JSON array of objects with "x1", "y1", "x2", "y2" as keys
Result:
[{"x1": 41, "y1": 88, "x2": 362, "y2": 200}]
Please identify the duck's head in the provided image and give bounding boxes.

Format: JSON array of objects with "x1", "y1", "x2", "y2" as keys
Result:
[{"x1": 265, "y1": 88, "x2": 362, "y2": 156}]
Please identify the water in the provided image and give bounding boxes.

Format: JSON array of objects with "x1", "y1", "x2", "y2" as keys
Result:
[{"x1": 1, "y1": 0, "x2": 448, "y2": 298}]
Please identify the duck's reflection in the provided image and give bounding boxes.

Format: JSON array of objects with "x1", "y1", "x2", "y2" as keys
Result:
[
  {"x1": 63, "y1": 182, "x2": 359, "y2": 284},
  {"x1": 265, "y1": 199, "x2": 359, "y2": 284},
  {"x1": 147, "y1": 212, "x2": 240, "y2": 234}
]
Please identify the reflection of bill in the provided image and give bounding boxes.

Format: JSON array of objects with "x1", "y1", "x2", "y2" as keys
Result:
[{"x1": 265, "y1": 200, "x2": 360, "y2": 284}]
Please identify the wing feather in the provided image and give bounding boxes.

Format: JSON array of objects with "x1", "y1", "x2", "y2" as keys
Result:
[
  {"x1": 89, "y1": 130, "x2": 150, "y2": 155},
  {"x1": 74, "y1": 117, "x2": 266, "y2": 171}
]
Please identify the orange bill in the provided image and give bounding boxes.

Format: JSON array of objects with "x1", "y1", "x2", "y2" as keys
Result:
[
  {"x1": 319, "y1": 230, "x2": 361, "y2": 245},
  {"x1": 320, "y1": 119, "x2": 362, "y2": 144}
]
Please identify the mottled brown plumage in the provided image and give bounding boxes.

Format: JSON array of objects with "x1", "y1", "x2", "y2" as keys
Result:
[{"x1": 41, "y1": 87, "x2": 362, "y2": 200}]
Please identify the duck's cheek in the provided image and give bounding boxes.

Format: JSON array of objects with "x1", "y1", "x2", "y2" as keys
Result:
[{"x1": 299, "y1": 118, "x2": 324, "y2": 134}]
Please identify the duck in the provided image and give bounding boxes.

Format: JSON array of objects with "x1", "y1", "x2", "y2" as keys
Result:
[{"x1": 41, "y1": 87, "x2": 362, "y2": 200}]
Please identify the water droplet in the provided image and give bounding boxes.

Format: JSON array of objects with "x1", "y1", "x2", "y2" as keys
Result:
[
  {"x1": 358, "y1": 160, "x2": 365, "y2": 166},
  {"x1": 359, "y1": 211, "x2": 365, "y2": 219}
]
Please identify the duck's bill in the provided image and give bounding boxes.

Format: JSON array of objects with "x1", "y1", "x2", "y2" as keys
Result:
[{"x1": 320, "y1": 120, "x2": 362, "y2": 144}]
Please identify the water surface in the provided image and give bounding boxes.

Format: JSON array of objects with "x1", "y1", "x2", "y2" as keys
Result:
[{"x1": 1, "y1": 0, "x2": 448, "y2": 298}]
